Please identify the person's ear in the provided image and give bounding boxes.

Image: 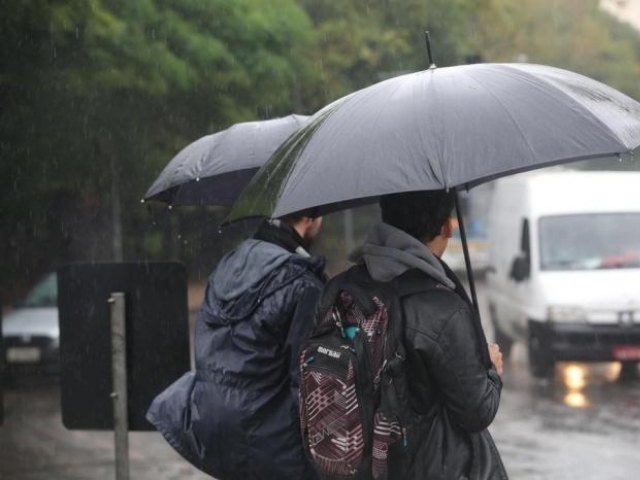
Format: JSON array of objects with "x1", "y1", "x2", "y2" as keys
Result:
[
  {"x1": 298, "y1": 216, "x2": 315, "y2": 236},
  {"x1": 441, "y1": 218, "x2": 454, "y2": 239},
  {"x1": 301, "y1": 216, "x2": 314, "y2": 229}
]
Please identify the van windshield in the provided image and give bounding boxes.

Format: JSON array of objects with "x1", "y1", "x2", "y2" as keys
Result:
[{"x1": 539, "y1": 214, "x2": 640, "y2": 271}]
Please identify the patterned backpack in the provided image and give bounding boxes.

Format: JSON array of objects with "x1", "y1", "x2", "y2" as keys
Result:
[{"x1": 299, "y1": 264, "x2": 410, "y2": 480}]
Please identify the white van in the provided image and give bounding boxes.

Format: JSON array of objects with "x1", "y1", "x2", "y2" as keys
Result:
[{"x1": 485, "y1": 170, "x2": 640, "y2": 377}]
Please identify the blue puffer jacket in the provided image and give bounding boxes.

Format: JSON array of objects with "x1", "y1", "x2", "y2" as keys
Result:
[{"x1": 147, "y1": 237, "x2": 325, "y2": 480}]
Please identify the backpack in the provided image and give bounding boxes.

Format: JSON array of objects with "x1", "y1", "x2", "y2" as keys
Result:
[{"x1": 299, "y1": 265, "x2": 410, "y2": 480}]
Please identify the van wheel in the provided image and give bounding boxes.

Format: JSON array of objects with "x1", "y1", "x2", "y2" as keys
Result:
[
  {"x1": 618, "y1": 362, "x2": 639, "y2": 381},
  {"x1": 528, "y1": 334, "x2": 554, "y2": 378}
]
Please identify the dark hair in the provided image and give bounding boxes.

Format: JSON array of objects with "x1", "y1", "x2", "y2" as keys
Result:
[
  {"x1": 278, "y1": 207, "x2": 321, "y2": 224},
  {"x1": 380, "y1": 190, "x2": 455, "y2": 242}
]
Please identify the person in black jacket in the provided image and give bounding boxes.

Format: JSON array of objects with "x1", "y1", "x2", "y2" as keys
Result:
[
  {"x1": 147, "y1": 214, "x2": 325, "y2": 480},
  {"x1": 349, "y1": 190, "x2": 507, "y2": 480}
]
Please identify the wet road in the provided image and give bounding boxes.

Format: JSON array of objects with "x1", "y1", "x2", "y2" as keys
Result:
[
  {"x1": 491, "y1": 346, "x2": 640, "y2": 479},
  {"x1": 0, "y1": 375, "x2": 210, "y2": 480},
  {"x1": 2, "y1": 282, "x2": 640, "y2": 479}
]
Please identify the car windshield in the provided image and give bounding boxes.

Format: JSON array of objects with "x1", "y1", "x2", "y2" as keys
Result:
[
  {"x1": 539, "y1": 214, "x2": 640, "y2": 271},
  {"x1": 19, "y1": 273, "x2": 58, "y2": 307}
]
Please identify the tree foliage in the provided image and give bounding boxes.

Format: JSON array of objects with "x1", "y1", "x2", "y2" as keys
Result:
[
  {"x1": 2, "y1": 0, "x2": 640, "y2": 300},
  {"x1": 472, "y1": 0, "x2": 640, "y2": 98},
  {"x1": 298, "y1": 0, "x2": 494, "y2": 104},
  {"x1": 0, "y1": 0, "x2": 317, "y2": 299}
]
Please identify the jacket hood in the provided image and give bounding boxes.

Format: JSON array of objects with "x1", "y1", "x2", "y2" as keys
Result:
[
  {"x1": 349, "y1": 222, "x2": 455, "y2": 289},
  {"x1": 212, "y1": 239, "x2": 294, "y2": 301},
  {"x1": 206, "y1": 238, "x2": 325, "y2": 322}
]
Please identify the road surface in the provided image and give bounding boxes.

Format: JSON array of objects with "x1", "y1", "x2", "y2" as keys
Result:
[{"x1": 2, "y1": 281, "x2": 640, "y2": 479}]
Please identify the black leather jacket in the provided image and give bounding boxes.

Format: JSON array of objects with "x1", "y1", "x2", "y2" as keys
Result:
[{"x1": 388, "y1": 266, "x2": 508, "y2": 480}]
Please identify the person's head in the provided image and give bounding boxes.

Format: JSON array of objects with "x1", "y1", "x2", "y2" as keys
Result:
[
  {"x1": 279, "y1": 208, "x2": 323, "y2": 248},
  {"x1": 379, "y1": 190, "x2": 456, "y2": 256}
]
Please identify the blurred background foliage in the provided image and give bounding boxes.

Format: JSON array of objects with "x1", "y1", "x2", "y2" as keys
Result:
[{"x1": 2, "y1": 0, "x2": 640, "y2": 301}]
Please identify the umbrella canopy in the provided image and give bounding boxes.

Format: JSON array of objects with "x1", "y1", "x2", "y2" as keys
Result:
[
  {"x1": 227, "y1": 63, "x2": 640, "y2": 221},
  {"x1": 143, "y1": 114, "x2": 309, "y2": 206}
]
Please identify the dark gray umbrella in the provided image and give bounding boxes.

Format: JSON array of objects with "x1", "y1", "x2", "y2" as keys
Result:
[
  {"x1": 143, "y1": 114, "x2": 309, "y2": 206},
  {"x1": 228, "y1": 63, "x2": 640, "y2": 221},
  {"x1": 226, "y1": 63, "x2": 640, "y2": 313}
]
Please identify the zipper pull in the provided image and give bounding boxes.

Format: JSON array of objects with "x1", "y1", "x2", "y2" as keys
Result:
[{"x1": 402, "y1": 427, "x2": 408, "y2": 447}]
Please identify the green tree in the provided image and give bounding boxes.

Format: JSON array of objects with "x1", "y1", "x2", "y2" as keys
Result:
[
  {"x1": 298, "y1": 0, "x2": 496, "y2": 106},
  {"x1": 0, "y1": 0, "x2": 318, "y2": 300},
  {"x1": 472, "y1": 0, "x2": 640, "y2": 99}
]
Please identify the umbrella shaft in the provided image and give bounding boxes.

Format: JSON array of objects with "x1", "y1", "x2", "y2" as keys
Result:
[{"x1": 454, "y1": 192, "x2": 480, "y2": 315}]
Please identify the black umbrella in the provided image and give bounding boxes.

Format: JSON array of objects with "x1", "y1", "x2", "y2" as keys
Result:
[
  {"x1": 227, "y1": 62, "x2": 640, "y2": 311},
  {"x1": 229, "y1": 64, "x2": 640, "y2": 220},
  {"x1": 143, "y1": 114, "x2": 309, "y2": 206}
]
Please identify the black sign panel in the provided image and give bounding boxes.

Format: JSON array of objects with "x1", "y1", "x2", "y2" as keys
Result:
[{"x1": 58, "y1": 262, "x2": 190, "y2": 431}]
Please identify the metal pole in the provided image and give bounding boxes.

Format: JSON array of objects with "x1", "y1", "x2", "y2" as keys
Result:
[
  {"x1": 109, "y1": 293, "x2": 129, "y2": 480},
  {"x1": 454, "y1": 191, "x2": 480, "y2": 317}
]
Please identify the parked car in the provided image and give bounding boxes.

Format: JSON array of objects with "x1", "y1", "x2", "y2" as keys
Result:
[
  {"x1": 2, "y1": 273, "x2": 59, "y2": 375},
  {"x1": 485, "y1": 171, "x2": 640, "y2": 378}
]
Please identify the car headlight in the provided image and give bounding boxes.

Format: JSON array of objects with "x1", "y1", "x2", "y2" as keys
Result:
[{"x1": 547, "y1": 305, "x2": 587, "y2": 322}]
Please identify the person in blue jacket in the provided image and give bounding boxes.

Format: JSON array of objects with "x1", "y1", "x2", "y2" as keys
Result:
[{"x1": 147, "y1": 213, "x2": 325, "y2": 480}]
